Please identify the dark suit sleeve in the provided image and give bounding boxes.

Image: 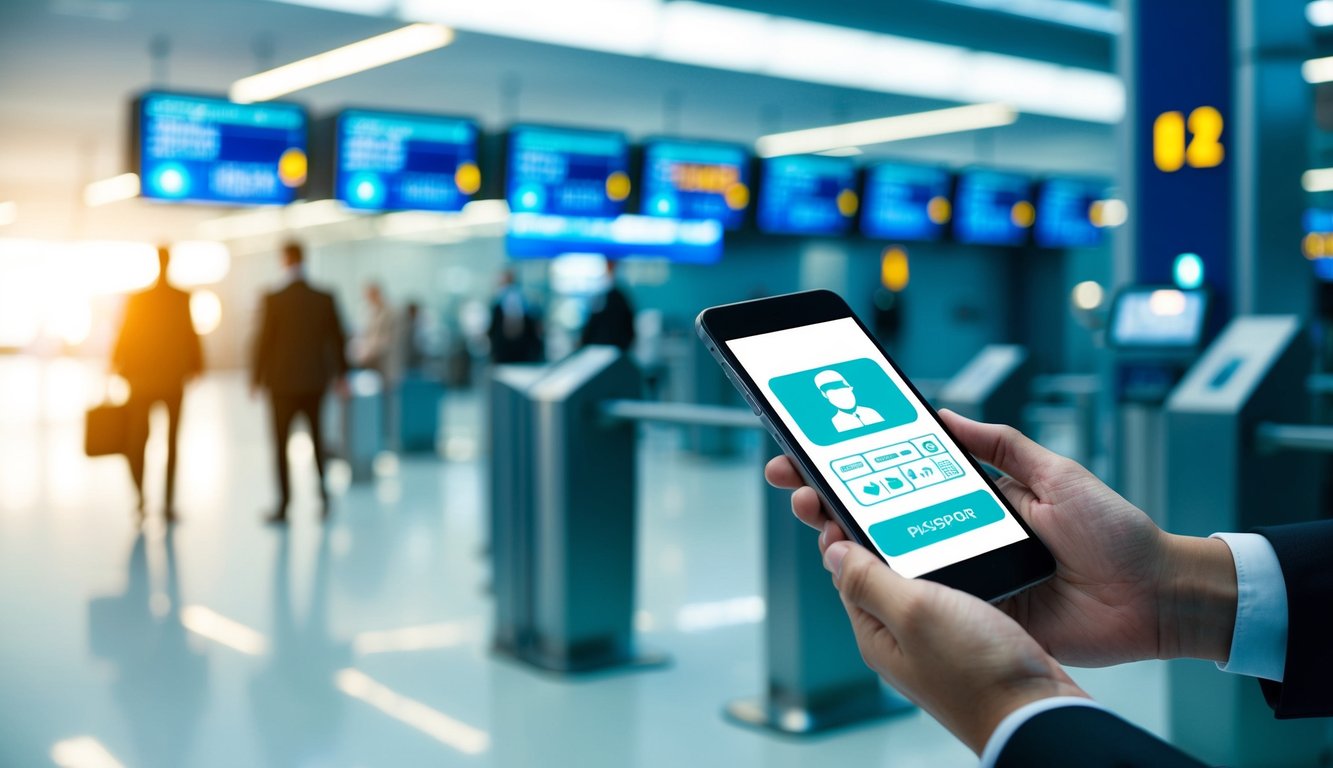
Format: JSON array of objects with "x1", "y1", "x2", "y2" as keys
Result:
[
  {"x1": 1252, "y1": 520, "x2": 1333, "y2": 719},
  {"x1": 252, "y1": 295, "x2": 273, "y2": 389},
  {"x1": 996, "y1": 706, "x2": 1206, "y2": 768}
]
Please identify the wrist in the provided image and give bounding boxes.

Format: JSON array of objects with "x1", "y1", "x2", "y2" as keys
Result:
[
  {"x1": 965, "y1": 677, "x2": 1090, "y2": 755},
  {"x1": 1157, "y1": 534, "x2": 1238, "y2": 662}
]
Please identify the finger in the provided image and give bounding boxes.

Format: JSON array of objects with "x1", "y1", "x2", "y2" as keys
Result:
[
  {"x1": 818, "y1": 519, "x2": 848, "y2": 554},
  {"x1": 994, "y1": 475, "x2": 1039, "y2": 523},
  {"x1": 938, "y1": 409, "x2": 1062, "y2": 491},
  {"x1": 791, "y1": 486, "x2": 827, "y2": 530},
  {"x1": 764, "y1": 455, "x2": 803, "y2": 489},
  {"x1": 825, "y1": 541, "x2": 924, "y2": 630}
]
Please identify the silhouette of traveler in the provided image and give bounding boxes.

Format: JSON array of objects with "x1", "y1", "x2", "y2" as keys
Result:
[
  {"x1": 111, "y1": 244, "x2": 202, "y2": 522},
  {"x1": 580, "y1": 260, "x2": 636, "y2": 351},
  {"x1": 488, "y1": 269, "x2": 543, "y2": 364},
  {"x1": 351, "y1": 282, "x2": 394, "y2": 378},
  {"x1": 815, "y1": 369, "x2": 884, "y2": 432},
  {"x1": 251, "y1": 241, "x2": 349, "y2": 524}
]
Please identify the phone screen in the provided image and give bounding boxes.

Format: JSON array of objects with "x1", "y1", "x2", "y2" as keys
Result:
[{"x1": 727, "y1": 316, "x2": 1030, "y2": 578}]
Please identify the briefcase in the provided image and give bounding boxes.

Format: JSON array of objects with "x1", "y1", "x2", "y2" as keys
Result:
[{"x1": 84, "y1": 400, "x2": 129, "y2": 457}]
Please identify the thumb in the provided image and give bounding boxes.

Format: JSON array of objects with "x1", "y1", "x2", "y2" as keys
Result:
[{"x1": 825, "y1": 541, "x2": 922, "y2": 629}]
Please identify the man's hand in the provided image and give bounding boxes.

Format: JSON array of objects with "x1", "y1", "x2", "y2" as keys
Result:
[
  {"x1": 821, "y1": 535, "x2": 1088, "y2": 753},
  {"x1": 766, "y1": 409, "x2": 1239, "y2": 668}
]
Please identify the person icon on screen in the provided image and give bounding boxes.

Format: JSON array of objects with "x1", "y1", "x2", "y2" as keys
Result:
[{"x1": 815, "y1": 369, "x2": 883, "y2": 432}]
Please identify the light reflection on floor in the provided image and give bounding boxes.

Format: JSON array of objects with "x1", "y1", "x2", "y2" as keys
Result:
[{"x1": 0, "y1": 356, "x2": 1166, "y2": 767}]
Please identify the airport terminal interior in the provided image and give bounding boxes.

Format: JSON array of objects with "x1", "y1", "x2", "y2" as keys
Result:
[{"x1": 3, "y1": 0, "x2": 1333, "y2": 766}]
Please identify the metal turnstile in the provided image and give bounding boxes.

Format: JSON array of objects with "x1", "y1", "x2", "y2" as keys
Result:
[
  {"x1": 936, "y1": 344, "x2": 1033, "y2": 428},
  {"x1": 1164, "y1": 315, "x2": 1325, "y2": 768}
]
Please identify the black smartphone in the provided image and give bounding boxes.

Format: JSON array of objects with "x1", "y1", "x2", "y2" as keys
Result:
[{"x1": 697, "y1": 289, "x2": 1054, "y2": 602}]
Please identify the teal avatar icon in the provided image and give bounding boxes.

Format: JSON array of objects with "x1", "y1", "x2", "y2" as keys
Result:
[{"x1": 769, "y1": 358, "x2": 917, "y2": 446}]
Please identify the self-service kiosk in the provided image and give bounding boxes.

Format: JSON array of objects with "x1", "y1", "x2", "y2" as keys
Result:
[{"x1": 1109, "y1": 286, "x2": 1211, "y2": 519}]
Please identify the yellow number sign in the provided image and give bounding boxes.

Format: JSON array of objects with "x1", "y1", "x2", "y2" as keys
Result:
[{"x1": 1153, "y1": 106, "x2": 1224, "y2": 173}]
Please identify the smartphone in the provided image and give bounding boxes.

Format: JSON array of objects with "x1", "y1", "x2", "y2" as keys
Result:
[{"x1": 697, "y1": 289, "x2": 1054, "y2": 602}]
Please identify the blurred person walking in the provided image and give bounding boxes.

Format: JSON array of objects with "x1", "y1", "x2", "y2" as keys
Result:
[
  {"x1": 351, "y1": 282, "x2": 395, "y2": 378},
  {"x1": 580, "y1": 259, "x2": 636, "y2": 352},
  {"x1": 487, "y1": 269, "x2": 543, "y2": 364},
  {"x1": 251, "y1": 242, "x2": 349, "y2": 524},
  {"x1": 111, "y1": 244, "x2": 202, "y2": 523}
]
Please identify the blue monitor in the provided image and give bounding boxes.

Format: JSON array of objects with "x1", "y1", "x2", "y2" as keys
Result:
[
  {"x1": 953, "y1": 169, "x2": 1034, "y2": 246},
  {"x1": 135, "y1": 92, "x2": 307, "y2": 206},
  {"x1": 335, "y1": 110, "x2": 479, "y2": 212},
  {"x1": 1035, "y1": 178, "x2": 1107, "y2": 248},
  {"x1": 639, "y1": 139, "x2": 751, "y2": 229},
  {"x1": 756, "y1": 154, "x2": 858, "y2": 236},
  {"x1": 506, "y1": 125, "x2": 630, "y2": 218},
  {"x1": 1109, "y1": 288, "x2": 1209, "y2": 349},
  {"x1": 859, "y1": 162, "x2": 952, "y2": 241}
]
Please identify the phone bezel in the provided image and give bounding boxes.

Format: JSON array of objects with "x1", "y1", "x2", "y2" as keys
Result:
[{"x1": 697, "y1": 289, "x2": 1054, "y2": 602}]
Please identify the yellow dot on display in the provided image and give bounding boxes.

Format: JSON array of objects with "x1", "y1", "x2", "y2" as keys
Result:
[
  {"x1": 278, "y1": 148, "x2": 308, "y2": 188},
  {"x1": 927, "y1": 196, "x2": 952, "y2": 225},
  {"x1": 1304, "y1": 233, "x2": 1323, "y2": 260},
  {"x1": 881, "y1": 246, "x2": 910, "y2": 293},
  {"x1": 1324, "y1": 234, "x2": 1333, "y2": 258},
  {"x1": 837, "y1": 189, "x2": 859, "y2": 217},
  {"x1": 1089, "y1": 200, "x2": 1105, "y2": 227},
  {"x1": 606, "y1": 171, "x2": 631, "y2": 202},
  {"x1": 455, "y1": 162, "x2": 481, "y2": 195},
  {"x1": 724, "y1": 183, "x2": 750, "y2": 211},
  {"x1": 1011, "y1": 200, "x2": 1035, "y2": 228}
]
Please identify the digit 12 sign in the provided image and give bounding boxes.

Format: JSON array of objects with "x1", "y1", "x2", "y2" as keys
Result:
[{"x1": 1153, "y1": 106, "x2": 1225, "y2": 173}]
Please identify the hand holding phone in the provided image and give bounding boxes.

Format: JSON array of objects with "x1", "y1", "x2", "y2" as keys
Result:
[{"x1": 698, "y1": 289, "x2": 1054, "y2": 601}]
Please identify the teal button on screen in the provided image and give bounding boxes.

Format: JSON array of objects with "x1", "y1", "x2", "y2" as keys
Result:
[
  {"x1": 768, "y1": 358, "x2": 917, "y2": 446},
  {"x1": 869, "y1": 490, "x2": 1006, "y2": 556}
]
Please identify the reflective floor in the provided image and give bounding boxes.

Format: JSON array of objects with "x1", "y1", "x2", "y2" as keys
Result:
[{"x1": 0, "y1": 357, "x2": 1168, "y2": 767}]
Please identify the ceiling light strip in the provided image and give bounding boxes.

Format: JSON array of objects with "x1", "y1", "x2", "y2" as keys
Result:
[
  {"x1": 230, "y1": 22, "x2": 454, "y2": 103},
  {"x1": 756, "y1": 103, "x2": 1018, "y2": 157}
]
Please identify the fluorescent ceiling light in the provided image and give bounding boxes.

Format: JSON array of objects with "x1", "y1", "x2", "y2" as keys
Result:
[
  {"x1": 291, "y1": 0, "x2": 1122, "y2": 124},
  {"x1": 1309, "y1": 0, "x2": 1333, "y2": 26},
  {"x1": 0, "y1": 202, "x2": 15, "y2": 227},
  {"x1": 1303, "y1": 167, "x2": 1333, "y2": 191},
  {"x1": 83, "y1": 173, "x2": 140, "y2": 207},
  {"x1": 230, "y1": 22, "x2": 454, "y2": 103},
  {"x1": 756, "y1": 102, "x2": 1018, "y2": 157},
  {"x1": 816, "y1": 147, "x2": 864, "y2": 157},
  {"x1": 1304, "y1": 55, "x2": 1333, "y2": 83},
  {"x1": 934, "y1": 0, "x2": 1123, "y2": 34}
]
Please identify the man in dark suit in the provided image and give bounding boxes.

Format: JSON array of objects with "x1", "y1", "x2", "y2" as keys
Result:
[
  {"x1": 488, "y1": 269, "x2": 543, "y2": 364},
  {"x1": 112, "y1": 245, "x2": 202, "y2": 522},
  {"x1": 580, "y1": 260, "x2": 636, "y2": 351},
  {"x1": 251, "y1": 241, "x2": 348, "y2": 524},
  {"x1": 767, "y1": 411, "x2": 1332, "y2": 767}
]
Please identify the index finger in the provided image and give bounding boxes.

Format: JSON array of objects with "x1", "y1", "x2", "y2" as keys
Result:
[{"x1": 764, "y1": 455, "x2": 803, "y2": 489}]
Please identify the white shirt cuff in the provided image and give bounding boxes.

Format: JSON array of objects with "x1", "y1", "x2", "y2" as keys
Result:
[
  {"x1": 978, "y1": 696, "x2": 1107, "y2": 768},
  {"x1": 1211, "y1": 532, "x2": 1288, "y2": 682}
]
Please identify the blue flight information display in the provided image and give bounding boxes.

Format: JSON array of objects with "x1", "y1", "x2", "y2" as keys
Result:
[
  {"x1": 756, "y1": 154, "x2": 859, "y2": 236},
  {"x1": 136, "y1": 92, "x2": 307, "y2": 206},
  {"x1": 640, "y1": 140, "x2": 750, "y2": 229},
  {"x1": 953, "y1": 170, "x2": 1035, "y2": 246},
  {"x1": 1035, "y1": 178, "x2": 1106, "y2": 248},
  {"x1": 507, "y1": 125, "x2": 631, "y2": 218},
  {"x1": 335, "y1": 110, "x2": 480, "y2": 212},
  {"x1": 860, "y1": 162, "x2": 953, "y2": 241}
]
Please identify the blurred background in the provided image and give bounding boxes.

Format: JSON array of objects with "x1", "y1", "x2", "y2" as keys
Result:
[{"x1": 1, "y1": 0, "x2": 1331, "y2": 766}]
